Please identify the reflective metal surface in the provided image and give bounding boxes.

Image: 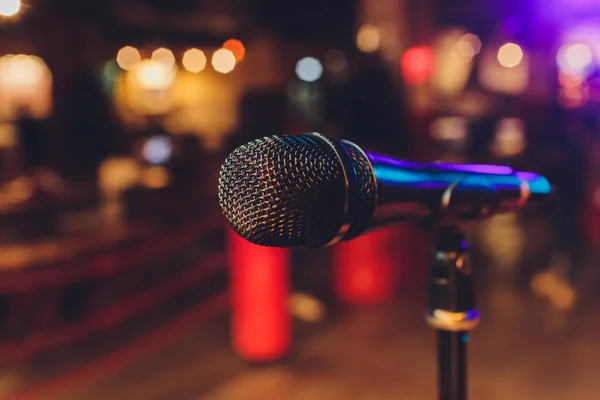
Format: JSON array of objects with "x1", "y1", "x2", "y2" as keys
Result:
[{"x1": 218, "y1": 134, "x2": 552, "y2": 248}]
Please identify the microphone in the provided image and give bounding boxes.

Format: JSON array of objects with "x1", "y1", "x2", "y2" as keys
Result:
[{"x1": 218, "y1": 133, "x2": 551, "y2": 248}]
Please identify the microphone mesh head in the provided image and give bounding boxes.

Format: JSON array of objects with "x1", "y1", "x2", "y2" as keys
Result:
[{"x1": 218, "y1": 135, "x2": 347, "y2": 247}]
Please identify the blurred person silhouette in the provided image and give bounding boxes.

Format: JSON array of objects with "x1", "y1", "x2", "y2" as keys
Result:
[
  {"x1": 467, "y1": 112, "x2": 499, "y2": 164},
  {"x1": 58, "y1": 72, "x2": 117, "y2": 320},
  {"x1": 331, "y1": 52, "x2": 411, "y2": 158},
  {"x1": 63, "y1": 72, "x2": 116, "y2": 180},
  {"x1": 16, "y1": 105, "x2": 47, "y2": 174},
  {"x1": 224, "y1": 91, "x2": 287, "y2": 154},
  {"x1": 530, "y1": 101, "x2": 587, "y2": 310}
]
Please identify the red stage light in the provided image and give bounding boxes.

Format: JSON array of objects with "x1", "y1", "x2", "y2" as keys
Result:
[
  {"x1": 401, "y1": 46, "x2": 435, "y2": 85},
  {"x1": 223, "y1": 39, "x2": 246, "y2": 63}
]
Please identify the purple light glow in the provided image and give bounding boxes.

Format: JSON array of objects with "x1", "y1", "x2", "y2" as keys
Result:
[
  {"x1": 559, "y1": 0, "x2": 600, "y2": 8},
  {"x1": 444, "y1": 163, "x2": 514, "y2": 175},
  {"x1": 539, "y1": 0, "x2": 600, "y2": 22},
  {"x1": 514, "y1": 171, "x2": 540, "y2": 181},
  {"x1": 558, "y1": 43, "x2": 593, "y2": 74},
  {"x1": 515, "y1": 171, "x2": 552, "y2": 194},
  {"x1": 367, "y1": 154, "x2": 515, "y2": 175}
]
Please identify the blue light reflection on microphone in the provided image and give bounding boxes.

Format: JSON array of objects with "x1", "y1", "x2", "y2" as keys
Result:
[{"x1": 368, "y1": 153, "x2": 552, "y2": 195}]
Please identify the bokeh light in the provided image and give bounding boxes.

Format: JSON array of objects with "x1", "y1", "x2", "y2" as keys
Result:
[
  {"x1": 497, "y1": 43, "x2": 523, "y2": 68},
  {"x1": 557, "y1": 43, "x2": 593, "y2": 75},
  {"x1": 432, "y1": 29, "x2": 475, "y2": 96},
  {"x1": 0, "y1": 54, "x2": 46, "y2": 87},
  {"x1": 211, "y1": 48, "x2": 236, "y2": 74},
  {"x1": 133, "y1": 59, "x2": 176, "y2": 91},
  {"x1": 561, "y1": 24, "x2": 600, "y2": 61},
  {"x1": 102, "y1": 60, "x2": 120, "y2": 91},
  {"x1": 324, "y1": 49, "x2": 347, "y2": 73},
  {"x1": 558, "y1": 72, "x2": 584, "y2": 88},
  {"x1": 182, "y1": 48, "x2": 207, "y2": 73},
  {"x1": 400, "y1": 46, "x2": 435, "y2": 85},
  {"x1": 0, "y1": 0, "x2": 20, "y2": 17},
  {"x1": 289, "y1": 292, "x2": 326, "y2": 323},
  {"x1": 143, "y1": 166, "x2": 171, "y2": 189},
  {"x1": 295, "y1": 57, "x2": 323, "y2": 82},
  {"x1": 142, "y1": 135, "x2": 173, "y2": 165},
  {"x1": 0, "y1": 54, "x2": 53, "y2": 119},
  {"x1": 455, "y1": 33, "x2": 482, "y2": 58},
  {"x1": 492, "y1": 118, "x2": 527, "y2": 157},
  {"x1": 116, "y1": 46, "x2": 141, "y2": 71},
  {"x1": 430, "y1": 117, "x2": 468, "y2": 141},
  {"x1": 559, "y1": 84, "x2": 589, "y2": 109},
  {"x1": 479, "y1": 44, "x2": 529, "y2": 94},
  {"x1": 223, "y1": 39, "x2": 246, "y2": 63},
  {"x1": 151, "y1": 47, "x2": 176, "y2": 69},
  {"x1": 356, "y1": 24, "x2": 381, "y2": 53}
]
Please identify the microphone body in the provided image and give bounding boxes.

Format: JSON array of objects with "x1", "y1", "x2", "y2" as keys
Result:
[
  {"x1": 218, "y1": 134, "x2": 551, "y2": 248},
  {"x1": 341, "y1": 139, "x2": 550, "y2": 237}
]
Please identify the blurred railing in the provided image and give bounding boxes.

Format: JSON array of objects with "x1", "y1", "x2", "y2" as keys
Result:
[{"x1": 0, "y1": 211, "x2": 227, "y2": 365}]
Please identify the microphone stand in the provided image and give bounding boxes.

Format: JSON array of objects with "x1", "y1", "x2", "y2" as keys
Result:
[{"x1": 426, "y1": 225, "x2": 479, "y2": 400}]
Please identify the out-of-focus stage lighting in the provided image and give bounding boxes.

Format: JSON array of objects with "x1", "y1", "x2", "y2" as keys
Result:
[
  {"x1": 356, "y1": 24, "x2": 381, "y2": 53},
  {"x1": 455, "y1": 33, "x2": 482, "y2": 58},
  {"x1": 401, "y1": 46, "x2": 435, "y2": 85},
  {"x1": 295, "y1": 57, "x2": 323, "y2": 82},
  {"x1": 430, "y1": 117, "x2": 468, "y2": 141},
  {"x1": 211, "y1": 48, "x2": 236, "y2": 74},
  {"x1": 223, "y1": 39, "x2": 246, "y2": 63},
  {"x1": 182, "y1": 48, "x2": 207, "y2": 73},
  {"x1": 492, "y1": 118, "x2": 526, "y2": 157},
  {"x1": 497, "y1": 43, "x2": 523, "y2": 68},
  {"x1": 151, "y1": 48, "x2": 176, "y2": 70},
  {"x1": 116, "y1": 46, "x2": 141, "y2": 71},
  {"x1": 133, "y1": 59, "x2": 176, "y2": 91},
  {"x1": 557, "y1": 43, "x2": 593, "y2": 76},
  {"x1": 0, "y1": 54, "x2": 53, "y2": 119},
  {"x1": 0, "y1": 0, "x2": 20, "y2": 17},
  {"x1": 142, "y1": 135, "x2": 173, "y2": 165}
]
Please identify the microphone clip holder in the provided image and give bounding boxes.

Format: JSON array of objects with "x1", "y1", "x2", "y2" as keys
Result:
[{"x1": 426, "y1": 225, "x2": 479, "y2": 400}]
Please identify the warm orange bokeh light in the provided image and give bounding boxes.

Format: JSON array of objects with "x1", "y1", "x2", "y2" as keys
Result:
[
  {"x1": 116, "y1": 46, "x2": 141, "y2": 71},
  {"x1": 211, "y1": 49, "x2": 236, "y2": 74},
  {"x1": 0, "y1": 0, "x2": 20, "y2": 17},
  {"x1": 223, "y1": 39, "x2": 246, "y2": 63},
  {"x1": 182, "y1": 48, "x2": 207, "y2": 73}
]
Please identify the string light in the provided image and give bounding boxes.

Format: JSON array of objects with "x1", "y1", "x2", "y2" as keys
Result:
[
  {"x1": 0, "y1": 0, "x2": 21, "y2": 17},
  {"x1": 151, "y1": 48, "x2": 176, "y2": 69},
  {"x1": 133, "y1": 59, "x2": 176, "y2": 91},
  {"x1": 223, "y1": 39, "x2": 246, "y2": 62},
  {"x1": 116, "y1": 46, "x2": 141, "y2": 71},
  {"x1": 357, "y1": 25, "x2": 381, "y2": 53},
  {"x1": 497, "y1": 43, "x2": 523, "y2": 68},
  {"x1": 211, "y1": 49, "x2": 236, "y2": 74},
  {"x1": 182, "y1": 48, "x2": 207, "y2": 73},
  {"x1": 295, "y1": 57, "x2": 323, "y2": 82}
]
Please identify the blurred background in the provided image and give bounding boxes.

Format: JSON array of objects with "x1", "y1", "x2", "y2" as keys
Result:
[{"x1": 1, "y1": 0, "x2": 600, "y2": 398}]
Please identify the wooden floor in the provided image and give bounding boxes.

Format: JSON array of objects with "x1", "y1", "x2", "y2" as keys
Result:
[
  {"x1": 3, "y1": 215, "x2": 599, "y2": 400},
  {"x1": 22, "y1": 278, "x2": 600, "y2": 400}
]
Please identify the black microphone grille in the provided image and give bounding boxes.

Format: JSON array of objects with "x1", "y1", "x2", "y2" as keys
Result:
[{"x1": 218, "y1": 135, "x2": 348, "y2": 247}]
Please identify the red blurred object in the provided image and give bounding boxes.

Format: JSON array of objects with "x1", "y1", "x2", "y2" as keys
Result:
[
  {"x1": 223, "y1": 39, "x2": 246, "y2": 62},
  {"x1": 333, "y1": 226, "x2": 397, "y2": 305},
  {"x1": 400, "y1": 46, "x2": 435, "y2": 85},
  {"x1": 333, "y1": 225, "x2": 429, "y2": 305},
  {"x1": 228, "y1": 228, "x2": 290, "y2": 361},
  {"x1": 583, "y1": 186, "x2": 600, "y2": 246}
]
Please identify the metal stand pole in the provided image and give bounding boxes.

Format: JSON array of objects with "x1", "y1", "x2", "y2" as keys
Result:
[
  {"x1": 426, "y1": 227, "x2": 479, "y2": 400},
  {"x1": 437, "y1": 330, "x2": 468, "y2": 400}
]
